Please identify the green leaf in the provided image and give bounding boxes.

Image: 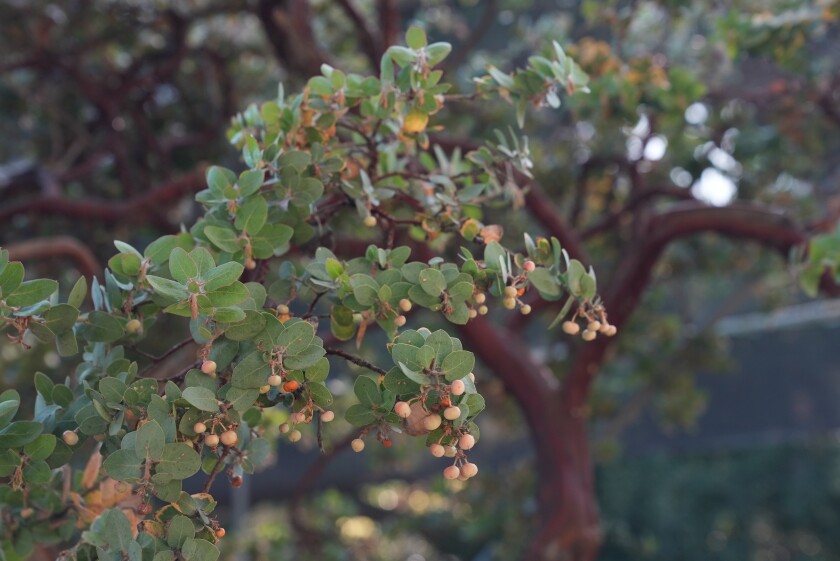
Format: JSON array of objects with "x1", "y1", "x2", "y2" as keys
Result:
[
  {"x1": 0, "y1": 421, "x2": 42, "y2": 448},
  {"x1": 283, "y1": 344, "x2": 325, "y2": 370},
  {"x1": 155, "y1": 443, "x2": 201, "y2": 481},
  {"x1": 528, "y1": 268, "x2": 561, "y2": 299},
  {"x1": 383, "y1": 368, "x2": 421, "y2": 395},
  {"x1": 353, "y1": 376, "x2": 381, "y2": 407},
  {"x1": 425, "y1": 330, "x2": 453, "y2": 366},
  {"x1": 237, "y1": 170, "x2": 264, "y2": 197},
  {"x1": 0, "y1": 261, "x2": 24, "y2": 295},
  {"x1": 181, "y1": 538, "x2": 219, "y2": 561},
  {"x1": 235, "y1": 196, "x2": 268, "y2": 234},
  {"x1": 135, "y1": 420, "x2": 166, "y2": 461},
  {"x1": 345, "y1": 404, "x2": 377, "y2": 427},
  {"x1": 80, "y1": 311, "x2": 125, "y2": 343},
  {"x1": 304, "y1": 357, "x2": 330, "y2": 383},
  {"x1": 206, "y1": 282, "x2": 249, "y2": 307},
  {"x1": 169, "y1": 248, "x2": 199, "y2": 284},
  {"x1": 166, "y1": 515, "x2": 195, "y2": 549},
  {"x1": 307, "y1": 382, "x2": 333, "y2": 407},
  {"x1": 99, "y1": 377, "x2": 127, "y2": 403},
  {"x1": 44, "y1": 304, "x2": 79, "y2": 333},
  {"x1": 567, "y1": 259, "x2": 587, "y2": 297},
  {"x1": 102, "y1": 509, "x2": 134, "y2": 552},
  {"x1": 103, "y1": 448, "x2": 144, "y2": 482},
  {"x1": 23, "y1": 434, "x2": 56, "y2": 461},
  {"x1": 182, "y1": 387, "x2": 219, "y2": 412},
  {"x1": 231, "y1": 351, "x2": 270, "y2": 389},
  {"x1": 418, "y1": 268, "x2": 446, "y2": 296},
  {"x1": 68, "y1": 276, "x2": 88, "y2": 309},
  {"x1": 397, "y1": 362, "x2": 431, "y2": 385},
  {"x1": 203, "y1": 262, "x2": 244, "y2": 291},
  {"x1": 204, "y1": 226, "x2": 242, "y2": 254},
  {"x1": 0, "y1": 449, "x2": 20, "y2": 476},
  {"x1": 146, "y1": 275, "x2": 189, "y2": 301},
  {"x1": 324, "y1": 258, "x2": 343, "y2": 279},
  {"x1": 406, "y1": 26, "x2": 427, "y2": 49},
  {"x1": 277, "y1": 322, "x2": 315, "y2": 355},
  {"x1": 6, "y1": 279, "x2": 58, "y2": 307},
  {"x1": 225, "y1": 387, "x2": 259, "y2": 411},
  {"x1": 440, "y1": 350, "x2": 475, "y2": 382},
  {"x1": 23, "y1": 459, "x2": 51, "y2": 484}
]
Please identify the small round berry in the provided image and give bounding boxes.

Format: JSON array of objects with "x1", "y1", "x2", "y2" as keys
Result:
[
  {"x1": 283, "y1": 380, "x2": 300, "y2": 393},
  {"x1": 62, "y1": 431, "x2": 79, "y2": 446},
  {"x1": 474, "y1": 292, "x2": 486, "y2": 305},
  {"x1": 137, "y1": 503, "x2": 152, "y2": 515},
  {"x1": 468, "y1": 308, "x2": 478, "y2": 319},
  {"x1": 461, "y1": 462, "x2": 479, "y2": 478},
  {"x1": 503, "y1": 297, "x2": 516, "y2": 310},
  {"x1": 20, "y1": 507, "x2": 34, "y2": 518},
  {"x1": 394, "y1": 401, "x2": 411, "y2": 418},
  {"x1": 588, "y1": 321, "x2": 601, "y2": 332},
  {"x1": 395, "y1": 315, "x2": 407, "y2": 327},
  {"x1": 399, "y1": 298, "x2": 412, "y2": 312},
  {"x1": 289, "y1": 430, "x2": 302, "y2": 443},
  {"x1": 520, "y1": 304, "x2": 532, "y2": 315},
  {"x1": 220, "y1": 430, "x2": 238, "y2": 447},
  {"x1": 468, "y1": 372, "x2": 476, "y2": 383},
  {"x1": 459, "y1": 434, "x2": 476, "y2": 450},
  {"x1": 478, "y1": 305, "x2": 489, "y2": 315},
  {"x1": 290, "y1": 411, "x2": 306, "y2": 424},
  {"x1": 562, "y1": 321, "x2": 580, "y2": 335},
  {"x1": 429, "y1": 444, "x2": 445, "y2": 457},
  {"x1": 443, "y1": 406, "x2": 461, "y2": 421},
  {"x1": 605, "y1": 325, "x2": 618, "y2": 337},
  {"x1": 267, "y1": 374, "x2": 283, "y2": 386},
  {"x1": 245, "y1": 258, "x2": 257, "y2": 270},
  {"x1": 599, "y1": 322, "x2": 611, "y2": 334},
  {"x1": 504, "y1": 286, "x2": 517, "y2": 299},
  {"x1": 279, "y1": 423, "x2": 290, "y2": 434},
  {"x1": 524, "y1": 260, "x2": 536, "y2": 273},
  {"x1": 581, "y1": 329, "x2": 597, "y2": 341},
  {"x1": 259, "y1": 385, "x2": 270, "y2": 394},
  {"x1": 215, "y1": 528, "x2": 226, "y2": 539},
  {"x1": 382, "y1": 439, "x2": 392, "y2": 448},
  {"x1": 201, "y1": 360, "x2": 217, "y2": 375},
  {"x1": 443, "y1": 465, "x2": 460, "y2": 480},
  {"x1": 363, "y1": 215, "x2": 377, "y2": 228},
  {"x1": 276, "y1": 304, "x2": 290, "y2": 315},
  {"x1": 231, "y1": 475, "x2": 243, "y2": 488},
  {"x1": 450, "y1": 380, "x2": 466, "y2": 396},
  {"x1": 126, "y1": 319, "x2": 143, "y2": 335},
  {"x1": 321, "y1": 410, "x2": 335, "y2": 422},
  {"x1": 204, "y1": 434, "x2": 220, "y2": 447},
  {"x1": 193, "y1": 422, "x2": 207, "y2": 434},
  {"x1": 444, "y1": 446, "x2": 457, "y2": 458},
  {"x1": 422, "y1": 415, "x2": 442, "y2": 431},
  {"x1": 351, "y1": 438, "x2": 365, "y2": 453}
]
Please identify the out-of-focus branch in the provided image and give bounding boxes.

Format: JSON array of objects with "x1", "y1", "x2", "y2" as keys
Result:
[
  {"x1": 5, "y1": 236, "x2": 102, "y2": 279},
  {"x1": 335, "y1": 0, "x2": 381, "y2": 65},
  {"x1": 444, "y1": 0, "x2": 499, "y2": 71},
  {"x1": 256, "y1": 0, "x2": 330, "y2": 77},
  {"x1": 377, "y1": 0, "x2": 399, "y2": 49}
]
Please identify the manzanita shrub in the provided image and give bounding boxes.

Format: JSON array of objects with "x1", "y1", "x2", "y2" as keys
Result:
[{"x1": 0, "y1": 28, "x2": 614, "y2": 561}]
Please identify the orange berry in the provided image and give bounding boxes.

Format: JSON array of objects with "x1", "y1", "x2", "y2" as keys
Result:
[
  {"x1": 474, "y1": 292, "x2": 486, "y2": 304},
  {"x1": 395, "y1": 315, "x2": 407, "y2": 327},
  {"x1": 283, "y1": 380, "x2": 300, "y2": 393},
  {"x1": 588, "y1": 321, "x2": 601, "y2": 332},
  {"x1": 503, "y1": 297, "x2": 516, "y2": 310},
  {"x1": 399, "y1": 299, "x2": 412, "y2": 312},
  {"x1": 220, "y1": 430, "x2": 238, "y2": 447},
  {"x1": 215, "y1": 528, "x2": 226, "y2": 539},
  {"x1": 201, "y1": 360, "x2": 217, "y2": 375},
  {"x1": 461, "y1": 462, "x2": 479, "y2": 478},
  {"x1": 62, "y1": 430, "x2": 79, "y2": 446}
]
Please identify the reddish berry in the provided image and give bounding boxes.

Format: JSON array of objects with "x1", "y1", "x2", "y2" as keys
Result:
[
  {"x1": 215, "y1": 528, "x2": 226, "y2": 539},
  {"x1": 524, "y1": 260, "x2": 536, "y2": 272},
  {"x1": 231, "y1": 475, "x2": 243, "y2": 488},
  {"x1": 382, "y1": 439, "x2": 392, "y2": 448}
]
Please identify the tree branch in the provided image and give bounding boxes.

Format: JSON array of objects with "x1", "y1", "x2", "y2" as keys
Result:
[
  {"x1": 5, "y1": 236, "x2": 102, "y2": 279},
  {"x1": 335, "y1": 0, "x2": 381, "y2": 65},
  {"x1": 325, "y1": 347, "x2": 388, "y2": 376}
]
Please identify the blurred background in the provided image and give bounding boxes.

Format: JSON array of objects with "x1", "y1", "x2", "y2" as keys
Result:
[{"x1": 2, "y1": 1, "x2": 840, "y2": 560}]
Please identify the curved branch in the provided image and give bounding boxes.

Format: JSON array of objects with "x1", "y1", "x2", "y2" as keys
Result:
[
  {"x1": 5, "y1": 236, "x2": 102, "y2": 279},
  {"x1": 444, "y1": 0, "x2": 499, "y2": 71},
  {"x1": 335, "y1": 0, "x2": 381, "y2": 65}
]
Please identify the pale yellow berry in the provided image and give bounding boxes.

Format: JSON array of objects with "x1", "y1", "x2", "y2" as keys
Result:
[
  {"x1": 394, "y1": 401, "x2": 412, "y2": 418},
  {"x1": 20, "y1": 507, "x2": 34, "y2": 519},
  {"x1": 443, "y1": 446, "x2": 457, "y2": 458},
  {"x1": 363, "y1": 215, "x2": 377, "y2": 227},
  {"x1": 459, "y1": 434, "x2": 476, "y2": 450},
  {"x1": 193, "y1": 422, "x2": 207, "y2": 434},
  {"x1": 588, "y1": 321, "x2": 601, "y2": 332},
  {"x1": 468, "y1": 372, "x2": 475, "y2": 383},
  {"x1": 461, "y1": 462, "x2": 479, "y2": 478},
  {"x1": 279, "y1": 423, "x2": 290, "y2": 434},
  {"x1": 288, "y1": 430, "x2": 302, "y2": 443},
  {"x1": 520, "y1": 304, "x2": 532, "y2": 315},
  {"x1": 290, "y1": 412, "x2": 306, "y2": 424},
  {"x1": 395, "y1": 315, "x2": 407, "y2": 327},
  {"x1": 245, "y1": 258, "x2": 257, "y2": 270},
  {"x1": 478, "y1": 305, "x2": 489, "y2": 315},
  {"x1": 581, "y1": 329, "x2": 597, "y2": 341},
  {"x1": 62, "y1": 431, "x2": 79, "y2": 446},
  {"x1": 468, "y1": 308, "x2": 478, "y2": 319},
  {"x1": 422, "y1": 414, "x2": 442, "y2": 431},
  {"x1": 268, "y1": 374, "x2": 283, "y2": 386},
  {"x1": 443, "y1": 465, "x2": 460, "y2": 480},
  {"x1": 606, "y1": 325, "x2": 618, "y2": 337},
  {"x1": 220, "y1": 430, "x2": 238, "y2": 447},
  {"x1": 126, "y1": 319, "x2": 143, "y2": 335},
  {"x1": 524, "y1": 260, "x2": 536, "y2": 272},
  {"x1": 474, "y1": 292, "x2": 486, "y2": 304},
  {"x1": 351, "y1": 438, "x2": 365, "y2": 452},
  {"x1": 450, "y1": 380, "x2": 466, "y2": 396},
  {"x1": 429, "y1": 444, "x2": 445, "y2": 457},
  {"x1": 201, "y1": 360, "x2": 217, "y2": 375},
  {"x1": 504, "y1": 286, "x2": 517, "y2": 299},
  {"x1": 503, "y1": 298, "x2": 516, "y2": 310},
  {"x1": 321, "y1": 410, "x2": 335, "y2": 422},
  {"x1": 204, "y1": 434, "x2": 220, "y2": 447},
  {"x1": 259, "y1": 385, "x2": 270, "y2": 394},
  {"x1": 562, "y1": 321, "x2": 580, "y2": 335},
  {"x1": 443, "y1": 406, "x2": 461, "y2": 421},
  {"x1": 399, "y1": 299, "x2": 412, "y2": 312},
  {"x1": 276, "y1": 304, "x2": 290, "y2": 315}
]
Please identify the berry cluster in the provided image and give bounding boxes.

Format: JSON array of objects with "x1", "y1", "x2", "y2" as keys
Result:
[{"x1": 561, "y1": 304, "x2": 617, "y2": 341}]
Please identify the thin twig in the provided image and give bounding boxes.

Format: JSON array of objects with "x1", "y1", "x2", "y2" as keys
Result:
[
  {"x1": 325, "y1": 347, "x2": 388, "y2": 375},
  {"x1": 203, "y1": 447, "x2": 231, "y2": 493}
]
